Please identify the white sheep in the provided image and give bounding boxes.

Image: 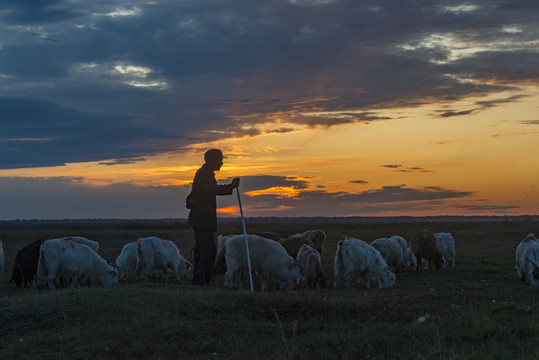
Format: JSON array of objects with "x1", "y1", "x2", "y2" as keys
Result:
[
  {"x1": 63, "y1": 236, "x2": 99, "y2": 252},
  {"x1": 515, "y1": 233, "x2": 539, "y2": 286},
  {"x1": 370, "y1": 237, "x2": 406, "y2": 272},
  {"x1": 136, "y1": 236, "x2": 193, "y2": 283},
  {"x1": 334, "y1": 237, "x2": 395, "y2": 289},
  {"x1": 224, "y1": 234, "x2": 303, "y2": 291},
  {"x1": 33, "y1": 238, "x2": 117, "y2": 289},
  {"x1": 0, "y1": 239, "x2": 4, "y2": 286},
  {"x1": 434, "y1": 232, "x2": 456, "y2": 268},
  {"x1": 115, "y1": 241, "x2": 139, "y2": 280}
]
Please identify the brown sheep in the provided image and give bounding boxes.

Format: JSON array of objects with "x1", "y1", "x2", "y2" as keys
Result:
[
  {"x1": 254, "y1": 232, "x2": 286, "y2": 241},
  {"x1": 10, "y1": 239, "x2": 47, "y2": 287},
  {"x1": 279, "y1": 234, "x2": 314, "y2": 259},
  {"x1": 410, "y1": 230, "x2": 444, "y2": 271},
  {"x1": 301, "y1": 230, "x2": 326, "y2": 255}
]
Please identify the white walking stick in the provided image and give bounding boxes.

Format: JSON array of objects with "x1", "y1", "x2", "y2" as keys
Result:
[{"x1": 236, "y1": 187, "x2": 254, "y2": 292}]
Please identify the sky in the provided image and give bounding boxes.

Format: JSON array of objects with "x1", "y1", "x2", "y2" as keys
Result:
[{"x1": 0, "y1": 0, "x2": 538, "y2": 219}]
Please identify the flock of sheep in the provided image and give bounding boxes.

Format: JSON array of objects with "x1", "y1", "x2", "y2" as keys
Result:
[{"x1": 1, "y1": 229, "x2": 538, "y2": 291}]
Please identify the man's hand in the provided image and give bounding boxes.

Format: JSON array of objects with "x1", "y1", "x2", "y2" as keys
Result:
[{"x1": 231, "y1": 177, "x2": 240, "y2": 188}]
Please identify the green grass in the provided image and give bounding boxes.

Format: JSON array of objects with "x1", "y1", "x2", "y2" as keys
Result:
[{"x1": 1, "y1": 218, "x2": 538, "y2": 359}]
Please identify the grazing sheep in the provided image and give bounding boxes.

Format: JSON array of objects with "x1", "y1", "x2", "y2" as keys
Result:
[
  {"x1": 115, "y1": 241, "x2": 140, "y2": 280},
  {"x1": 296, "y1": 244, "x2": 331, "y2": 289},
  {"x1": 515, "y1": 233, "x2": 539, "y2": 286},
  {"x1": 62, "y1": 236, "x2": 99, "y2": 253},
  {"x1": 214, "y1": 234, "x2": 236, "y2": 276},
  {"x1": 410, "y1": 230, "x2": 444, "y2": 271},
  {"x1": 434, "y1": 232, "x2": 456, "y2": 268},
  {"x1": 389, "y1": 235, "x2": 410, "y2": 264},
  {"x1": 279, "y1": 234, "x2": 314, "y2": 258},
  {"x1": 370, "y1": 237, "x2": 406, "y2": 272},
  {"x1": 10, "y1": 239, "x2": 47, "y2": 288},
  {"x1": 301, "y1": 230, "x2": 326, "y2": 255},
  {"x1": 34, "y1": 238, "x2": 118, "y2": 289},
  {"x1": 0, "y1": 240, "x2": 4, "y2": 286},
  {"x1": 334, "y1": 237, "x2": 395, "y2": 289},
  {"x1": 254, "y1": 232, "x2": 285, "y2": 241},
  {"x1": 224, "y1": 234, "x2": 303, "y2": 291},
  {"x1": 136, "y1": 236, "x2": 193, "y2": 283}
]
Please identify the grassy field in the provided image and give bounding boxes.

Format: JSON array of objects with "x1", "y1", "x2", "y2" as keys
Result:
[{"x1": 0, "y1": 218, "x2": 538, "y2": 359}]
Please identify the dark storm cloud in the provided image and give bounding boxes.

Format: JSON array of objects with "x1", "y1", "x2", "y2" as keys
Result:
[
  {"x1": 1, "y1": 0, "x2": 538, "y2": 169},
  {"x1": 350, "y1": 180, "x2": 368, "y2": 184}
]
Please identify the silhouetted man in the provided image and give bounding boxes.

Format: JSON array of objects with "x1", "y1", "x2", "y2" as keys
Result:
[{"x1": 187, "y1": 149, "x2": 239, "y2": 285}]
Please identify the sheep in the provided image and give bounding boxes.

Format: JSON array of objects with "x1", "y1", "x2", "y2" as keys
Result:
[
  {"x1": 370, "y1": 237, "x2": 406, "y2": 272},
  {"x1": 301, "y1": 230, "x2": 326, "y2": 255},
  {"x1": 214, "y1": 234, "x2": 235, "y2": 276},
  {"x1": 279, "y1": 234, "x2": 315, "y2": 258},
  {"x1": 62, "y1": 236, "x2": 100, "y2": 253},
  {"x1": 136, "y1": 236, "x2": 193, "y2": 283},
  {"x1": 254, "y1": 232, "x2": 286, "y2": 241},
  {"x1": 410, "y1": 230, "x2": 444, "y2": 271},
  {"x1": 115, "y1": 241, "x2": 140, "y2": 280},
  {"x1": 434, "y1": 232, "x2": 456, "y2": 268},
  {"x1": 296, "y1": 244, "x2": 331, "y2": 289},
  {"x1": 388, "y1": 235, "x2": 410, "y2": 263},
  {"x1": 224, "y1": 234, "x2": 304, "y2": 291},
  {"x1": 33, "y1": 237, "x2": 118, "y2": 289},
  {"x1": 0, "y1": 239, "x2": 4, "y2": 287},
  {"x1": 10, "y1": 239, "x2": 47, "y2": 288},
  {"x1": 334, "y1": 237, "x2": 395, "y2": 289},
  {"x1": 515, "y1": 233, "x2": 539, "y2": 286}
]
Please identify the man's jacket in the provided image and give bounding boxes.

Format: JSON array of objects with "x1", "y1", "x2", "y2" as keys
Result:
[{"x1": 187, "y1": 164, "x2": 234, "y2": 232}]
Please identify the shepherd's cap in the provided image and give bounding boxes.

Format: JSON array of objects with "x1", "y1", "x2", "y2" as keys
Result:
[{"x1": 204, "y1": 149, "x2": 227, "y2": 161}]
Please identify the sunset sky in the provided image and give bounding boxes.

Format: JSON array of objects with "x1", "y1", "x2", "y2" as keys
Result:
[{"x1": 1, "y1": 0, "x2": 538, "y2": 219}]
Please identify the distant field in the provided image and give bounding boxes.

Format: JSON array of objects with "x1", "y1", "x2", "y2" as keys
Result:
[{"x1": 1, "y1": 218, "x2": 538, "y2": 359}]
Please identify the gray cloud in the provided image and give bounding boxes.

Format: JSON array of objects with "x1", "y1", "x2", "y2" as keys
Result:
[
  {"x1": 382, "y1": 165, "x2": 431, "y2": 172},
  {"x1": 0, "y1": 0, "x2": 537, "y2": 168},
  {"x1": 0, "y1": 175, "x2": 490, "y2": 219},
  {"x1": 0, "y1": 177, "x2": 191, "y2": 219},
  {"x1": 455, "y1": 204, "x2": 520, "y2": 213}
]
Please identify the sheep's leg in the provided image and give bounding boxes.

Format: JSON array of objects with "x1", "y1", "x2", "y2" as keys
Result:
[
  {"x1": 47, "y1": 273, "x2": 56, "y2": 290},
  {"x1": 343, "y1": 271, "x2": 354, "y2": 289}
]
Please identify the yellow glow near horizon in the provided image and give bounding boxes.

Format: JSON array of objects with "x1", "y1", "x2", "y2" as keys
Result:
[{"x1": 246, "y1": 186, "x2": 301, "y2": 198}]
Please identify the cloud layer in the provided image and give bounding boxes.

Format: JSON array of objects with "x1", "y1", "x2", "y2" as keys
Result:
[{"x1": 1, "y1": 0, "x2": 538, "y2": 169}]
